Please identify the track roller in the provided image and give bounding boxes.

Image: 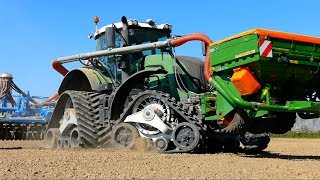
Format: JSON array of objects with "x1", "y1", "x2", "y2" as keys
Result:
[
  {"x1": 70, "y1": 128, "x2": 80, "y2": 148},
  {"x1": 172, "y1": 122, "x2": 200, "y2": 152},
  {"x1": 57, "y1": 138, "x2": 64, "y2": 149},
  {"x1": 64, "y1": 138, "x2": 70, "y2": 148},
  {"x1": 111, "y1": 123, "x2": 140, "y2": 149},
  {"x1": 154, "y1": 137, "x2": 169, "y2": 152}
]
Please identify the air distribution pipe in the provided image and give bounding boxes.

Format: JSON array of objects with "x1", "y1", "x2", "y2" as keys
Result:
[
  {"x1": 170, "y1": 33, "x2": 213, "y2": 81},
  {"x1": 51, "y1": 33, "x2": 214, "y2": 79}
]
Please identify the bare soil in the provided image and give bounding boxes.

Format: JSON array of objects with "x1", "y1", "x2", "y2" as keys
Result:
[{"x1": 1, "y1": 138, "x2": 320, "y2": 179}]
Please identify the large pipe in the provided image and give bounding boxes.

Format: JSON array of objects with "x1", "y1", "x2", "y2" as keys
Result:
[
  {"x1": 170, "y1": 33, "x2": 213, "y2": 81},
  {"x1": 51, "y1": 40, "x2": 171, "y2": 75},
  {"x1": 121, "y1": 16, "x2": 130, "y2": 46},
  {"x1": 52, "y1": 33, "x2": 213, "y2": 77},
  {"x1": 52, "y1": 60, "x2": 69, "y2": 76}
]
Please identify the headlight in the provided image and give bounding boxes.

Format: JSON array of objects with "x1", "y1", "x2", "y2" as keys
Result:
[
  {"x1": 132, "y1": 19, "x2": 138, "y2": 26},
  {"x1": 128, "y1": 19, "x2": 138, "y2": 26}
]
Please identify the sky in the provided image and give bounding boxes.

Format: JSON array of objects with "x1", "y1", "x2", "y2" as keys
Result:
[{"x1": 0, "y1": 0, "x2": 320, "y2": 97}]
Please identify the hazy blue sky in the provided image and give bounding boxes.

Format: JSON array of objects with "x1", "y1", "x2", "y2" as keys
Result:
[{"x1": 1, "y1": 0, "x2": 319, "y2": 96}]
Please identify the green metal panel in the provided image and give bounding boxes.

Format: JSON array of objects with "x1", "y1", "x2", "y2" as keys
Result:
[
  {"x1": 201, "y1": 77, "x2": 239, "y2": 121},
  {"x1": 272, "y1": 39, "x2": 320, "y2": 62},
  {"x1": 210, "y1": 34, "x2": 260, "y2": 72},
  {"x1": 215, "y1": 78, "x2": 238, "y2": 116},
  {"x1": 143, "y1": 54, "x2": 197, "y2": 99},
  {"x1": 207, "y1": 32, "x2": 320, "y2": 116}
]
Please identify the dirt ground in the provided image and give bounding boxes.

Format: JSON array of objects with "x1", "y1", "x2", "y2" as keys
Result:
[{"x1": 0, "y1": 138, "x2": 320, "y2": 179}]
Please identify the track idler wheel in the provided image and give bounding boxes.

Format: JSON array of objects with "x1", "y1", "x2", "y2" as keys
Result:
[
  {"x1": 172, "y1": 122, "x2": 200, "y2": 152},
  {"x1": 44, "y1": 128, "x2": 61, "y2": 148},
  {"x1": 111, "y1": 123, "x2": 140, "y2": 149},
  {"x1": 154, "y1": 137, "x2": 169, "y2": 152}
]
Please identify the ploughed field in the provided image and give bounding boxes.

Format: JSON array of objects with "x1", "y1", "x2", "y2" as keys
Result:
[{"x1": 1, "y1": 138, "x2": 320, "y2": 179}]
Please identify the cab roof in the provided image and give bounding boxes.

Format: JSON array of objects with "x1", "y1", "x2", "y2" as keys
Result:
[{"x1": 94, "y1": 21, "x2": 171, "y2": 38}]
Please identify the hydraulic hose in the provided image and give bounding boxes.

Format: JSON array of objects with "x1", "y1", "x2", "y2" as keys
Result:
[
  {"x1": 171, "y1": 33, "x2": 213, "y2": 81},
  {"x1": 41, "y1": 92, "x2": 59, "y2": 105},
  {"x1": 49, "y1": 60, "x2": 68, "y2": 102},
  {"x1": 52, "y1": 60, "x2": 69, "y2": 76}
]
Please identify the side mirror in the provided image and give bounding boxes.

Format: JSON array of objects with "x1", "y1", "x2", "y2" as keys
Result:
[{"x1": 201, "y1": 42, "x2": 207, "y2": 56}]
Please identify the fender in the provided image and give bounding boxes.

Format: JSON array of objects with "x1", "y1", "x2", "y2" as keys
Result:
[
  {"x1": 58, "y1": 67, "x2": 113, "y2": 94},
  {"x1": 108, "y1": 68, "x2": 167, "y2": 120}
]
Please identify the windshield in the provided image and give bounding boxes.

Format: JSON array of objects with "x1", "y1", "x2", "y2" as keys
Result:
[
  {"x1": 95, "y1": 33, "x2": 122, "y2": 84},
  {"x1": 96, "y1": 33, "x2": 122, "y2": 51},
  {"x1": 128, "y1": 28, "x2": 169, "y2": 44}
]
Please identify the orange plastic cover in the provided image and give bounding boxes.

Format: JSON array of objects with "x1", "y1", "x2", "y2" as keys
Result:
[
  {"x1": 231, "y1": 67, "x2": 261, "y2": 96},
  {"x1": 211, "y1": 28, "x2": 320, "y2": 46}
]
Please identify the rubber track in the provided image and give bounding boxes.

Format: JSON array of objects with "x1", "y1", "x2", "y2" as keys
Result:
[
  {"x1": 115, "y1": 90, "x2": 202, "y2": 153},
  {"x1": 66, "y1": 90, "x2": 111, "y2": 148},
  {"x1": 117, "y1": 90, "x2": 200, "y2": 125}
]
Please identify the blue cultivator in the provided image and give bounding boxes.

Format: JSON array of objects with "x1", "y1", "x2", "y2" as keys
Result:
[{"x1": 0, "y1": 72, "x2": 54, "y2": 140}]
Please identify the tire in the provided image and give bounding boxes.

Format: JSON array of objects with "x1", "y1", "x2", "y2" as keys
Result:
[
  {"x1": 240, "y1": 132, "x2": 270, "y2": 154},
  {"x1": 223, "y1": 135, "x2": 241, "y2": 153},
  {"x1": 222, "y1": 109, "x2": 252, "y2": 135},
  {"x1": 248, "y1": 113, "x2": 296, "y2": 134},
  {"x1": 247, "y1": 118, "x2": 270, "y2": 134},
  {"x1": 267, "y1": 113, "x2": 296, "y2": 134}
]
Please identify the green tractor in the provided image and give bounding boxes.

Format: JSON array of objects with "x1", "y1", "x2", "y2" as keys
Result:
[{"x1": 45, "y1": 16, "x2": 274, "y2": 153}]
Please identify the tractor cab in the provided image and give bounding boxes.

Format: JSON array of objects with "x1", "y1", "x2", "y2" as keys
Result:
[
  {"x1": 92, "y1": 17, "x2": 172, "y2": 84},
  {"x1": 94, "y1": 19, "x2": 172, "y2": 51}
]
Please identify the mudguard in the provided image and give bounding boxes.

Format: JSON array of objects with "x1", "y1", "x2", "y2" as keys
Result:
[
  {"x1": 108, "y1": 68, "x2": 167, "y2": 120},
  {"x1": 58, "y1": 67, "x2": 113, "y2": 94}
]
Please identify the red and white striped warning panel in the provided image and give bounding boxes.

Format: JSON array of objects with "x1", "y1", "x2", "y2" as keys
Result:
[{"x1": 259, "y1": 39, "x2": 273, "y2": 57}]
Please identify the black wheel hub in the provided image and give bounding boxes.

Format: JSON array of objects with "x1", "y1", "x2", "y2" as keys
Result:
[
  {"x1": 172, "y1": 122, "x2": 200, "y2": 151},
  {"x1": 115, "y1": 128, "x2": 134, "y2": 146},
  {"x1": 112, "y1": 123, "x2": 140, "y2": 149}
]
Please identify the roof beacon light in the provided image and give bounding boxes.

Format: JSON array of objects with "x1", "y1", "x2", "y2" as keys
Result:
[
  {"x1": 94, "y1": 16, "x2": 100, "y2": 24},
  {"x1": 94, "y1": 16, "x2": 100, "y2": 32},
  {"x1": 146, "y1": 19, "x2": 155, "y2": 26}
]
